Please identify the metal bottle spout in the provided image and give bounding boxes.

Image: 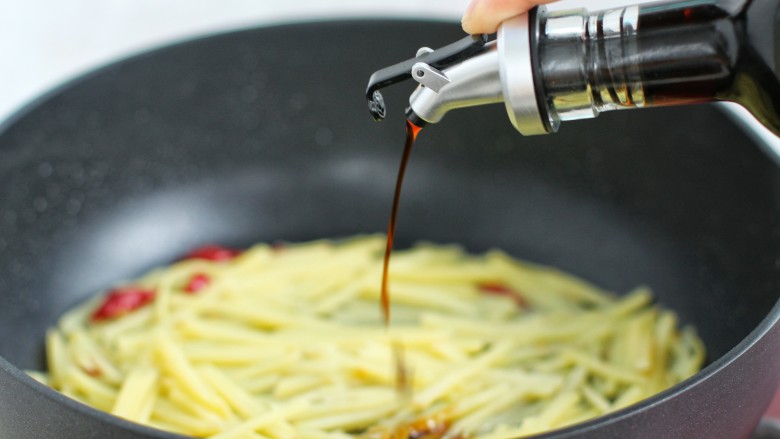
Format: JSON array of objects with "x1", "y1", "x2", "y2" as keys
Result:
[
  {"x1": 365, "y1": 34, "x2": 490, "y2": 123},
  {"x1": 366, "y1": 13, "x2": 552, "y2": 135},
  {"x1": 405, "y1": 42, "x2": 503, "y2": 124}
]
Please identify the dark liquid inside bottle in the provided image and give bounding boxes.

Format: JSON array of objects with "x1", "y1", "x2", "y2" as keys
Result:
[
  {"x1": 537, "y1": 0, "x2": 780, "y2": 135},
  {"x1": 635, "y1": 0, "x2": 780, "y2": 133}
]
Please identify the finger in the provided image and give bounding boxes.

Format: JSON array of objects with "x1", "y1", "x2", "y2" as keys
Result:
[{"x1": 462, "y1": 0, "x2": 556, "y2": 34}]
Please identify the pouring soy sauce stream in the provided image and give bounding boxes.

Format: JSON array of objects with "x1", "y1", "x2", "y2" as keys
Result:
[
  {"x1": 381, "y1": 118, "x2": 424, "y2": 327},
  {"x1": 370, "y1": 27, "x2": 483, "y2": 340},
  {"x1": 381, "y1": 118, "x2": 424, "y2": 398}
]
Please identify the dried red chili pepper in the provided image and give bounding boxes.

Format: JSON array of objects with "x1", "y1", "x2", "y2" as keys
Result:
[
  {"x1": 184, "y1": 273, "x2": 211, "y2": 294},
  {"x1": 91, "y1": 287, "x2": 155, "y2": 321},
  {"x1": 478, "y1": 282, "x2": 528, "y2": 308},
  {"x1": 369, "y1": 411, "x2": 453, "y2": 439},
  {"x1": 81, "y1": 366, "x2": 102, "y2": 378},
  {"x1": 184, "y1": 245, "x2": 242, "y2": 261},
  {"x1": 271, "y1": 241, "x2": 286, "y2": 252}
]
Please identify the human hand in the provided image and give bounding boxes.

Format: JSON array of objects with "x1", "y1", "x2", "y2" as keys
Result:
[{"x1": 462, "y1": 0, "x2": 558, "y2": 34}]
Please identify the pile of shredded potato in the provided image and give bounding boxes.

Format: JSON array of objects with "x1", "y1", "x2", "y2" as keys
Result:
[{"x1": 29, "y1": 236, "x2": 704, "y2": 438}]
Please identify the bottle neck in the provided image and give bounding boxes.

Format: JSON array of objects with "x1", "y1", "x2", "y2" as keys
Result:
[{"x1": 534, "y1": 0, "x2": 780, "y2": 135}]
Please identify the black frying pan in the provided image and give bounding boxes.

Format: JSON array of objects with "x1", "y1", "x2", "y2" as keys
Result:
[{"x1": 0, "y1": 21, "x2": 778, "y2": 439}]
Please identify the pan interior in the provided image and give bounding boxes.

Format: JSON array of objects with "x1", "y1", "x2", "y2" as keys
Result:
[{"x1": 0, "y1": 21, "x2": 778, "y2": 375}]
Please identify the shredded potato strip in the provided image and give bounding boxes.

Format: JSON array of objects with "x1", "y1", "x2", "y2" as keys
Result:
[{"x1": 31, "y1": 235, "x2": 704, "y2": 438}]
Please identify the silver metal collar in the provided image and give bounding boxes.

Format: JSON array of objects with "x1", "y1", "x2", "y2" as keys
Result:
[{"x1": 498, "y1": 12, "x2": 548, "y2": 135}]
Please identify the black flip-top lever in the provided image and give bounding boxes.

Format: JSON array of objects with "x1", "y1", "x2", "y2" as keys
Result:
[{"x1": 366, "y1": 34, "x2": 489, "y2": 121}]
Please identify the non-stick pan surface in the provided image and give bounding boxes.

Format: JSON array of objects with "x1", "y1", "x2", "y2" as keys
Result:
[{"x1": 0, "y1": 21, "x2": 778, "y2": 439}]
